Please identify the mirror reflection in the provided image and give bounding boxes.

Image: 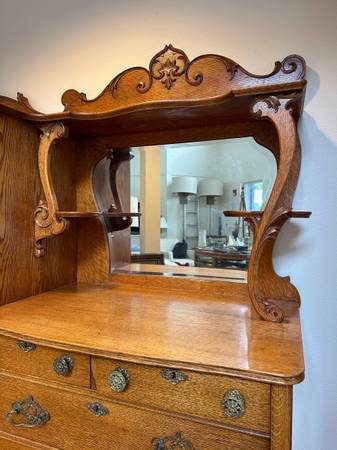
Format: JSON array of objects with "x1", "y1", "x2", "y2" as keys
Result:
[{"x1": 127, "y1": 138, "x2": 276, "y2": 279}]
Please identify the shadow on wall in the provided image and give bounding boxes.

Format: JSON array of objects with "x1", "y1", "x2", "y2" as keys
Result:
[{"x1": 273, "y1": 64, "x2": 337, "y2": 449}]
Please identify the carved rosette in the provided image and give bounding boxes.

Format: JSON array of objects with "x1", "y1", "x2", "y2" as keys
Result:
[{"x1": 34, "y1": 122, "x2": 68, "y2": 257}]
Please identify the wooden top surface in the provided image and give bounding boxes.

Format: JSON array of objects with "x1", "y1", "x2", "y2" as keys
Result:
[{"x1": 0, "y1": 282, "x2": 304, "y2": 384}]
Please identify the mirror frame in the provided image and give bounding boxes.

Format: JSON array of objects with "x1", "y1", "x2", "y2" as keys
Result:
[{"x1": 0, "y1": 44, "x2": 311, "y2": 322}]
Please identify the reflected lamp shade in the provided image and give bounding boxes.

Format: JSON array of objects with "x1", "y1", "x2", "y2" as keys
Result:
[
  {"x1": 198, "y1": 179, "x2": 223, "y2": 197},
  {"x1": 171, "y1": 176, "x2": 198, "y2": 194},
  {"x1": 160, "y1": 216, "x2": 168, "y2": 229},
  {"x1": 130, "y1": 196, "x2": 139, "y2": 227}
]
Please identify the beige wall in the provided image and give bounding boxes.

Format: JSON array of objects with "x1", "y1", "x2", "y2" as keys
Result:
[{"x1": 1, "y1": 1, "x2": 337, "y2": 448}]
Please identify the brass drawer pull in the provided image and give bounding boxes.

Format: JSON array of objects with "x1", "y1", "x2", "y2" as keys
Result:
[
  {"x1": 221, "y1": 389, "x2": 245, "y2": 418},
  {"x1": 152, "y1": 431, "x2": 195, "y2": 450},
  {"x1": 86, "y1": 402, "x2": 109, "y2": 417},
  {"x1": 108, "y1": 367, "x2": 129, "y2": 392},
  {"x1": 5, "y1": 395, "x2": 50, "y2": 428},
  {"x1": 53, "y1": 354, "x2": 74, "y2": 376},
  {"x1": 16, "y1": 340, "x2": 37, "y2": 352},
  {"x1": 161, "y1": 368, "x2": 188, "y2": 385}
]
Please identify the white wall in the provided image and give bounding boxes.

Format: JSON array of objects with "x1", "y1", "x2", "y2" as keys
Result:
[
  {"x1": 1, "y1": 1, "x2": 336, "y2": 448},
  {"x1": 164, "y1": 139, "x2": 276, "y2": 241}
]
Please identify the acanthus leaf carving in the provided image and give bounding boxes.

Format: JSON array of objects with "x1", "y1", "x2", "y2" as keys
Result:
[{"x1": 150, "y1": 44, "x2": 189, "y2": 90}]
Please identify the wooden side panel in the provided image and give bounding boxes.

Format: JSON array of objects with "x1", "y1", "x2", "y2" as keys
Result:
[
  {"x1": 271, "y1": 384, "x2": 292, "y2": 450},
  {"x1": 0, "y1": 114, "x2": 77, "y2": 306},
  {"x1": 76, "y1": 141, "x2": 131, "y2": 282},
  {"x1": 75, "y1": 138, "x2": 109, "y2": 282}
]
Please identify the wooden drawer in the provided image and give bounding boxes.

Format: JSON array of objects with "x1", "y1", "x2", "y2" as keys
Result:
[
  {"x1": 92, "y1": 357, "x2": 271, "y2": 433},
  {"x1": 0, "y1": 373, "x2": 270, "y2": 450},
  {"x1": 0, "y1": 335, "x2": 90, "y2": 388}
]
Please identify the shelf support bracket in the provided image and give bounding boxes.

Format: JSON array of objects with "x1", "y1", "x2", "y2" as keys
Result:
[
  {"x1": 34, "y1": 122, "x2": 69, "y2": 257},
  {"x1": 247, "y1": 95, "x2": 303, "y2": 322}
]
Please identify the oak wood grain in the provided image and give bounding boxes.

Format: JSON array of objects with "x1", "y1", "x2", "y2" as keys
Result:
[
  {"x1": 0, "y1": 335, "x2": 90, "y2": 388},
  {"x1": 0, "y1": 115, "x2": 77, "y2": 307},
  {"x1": 0, "y1": 283, "x2": 304, "y2": 384},
  {"x1": 92, "y1": 356, "x2": 270, "y2": 433},
  {"x1": 0, "y1": 372, "x2": 270, "y2": 450},
  {"x1": 271, "y1": 384, "x2": 293, "y2": 450},
  {"x1": 0, "y1": 431, "x2": 58, "y2": 449}
]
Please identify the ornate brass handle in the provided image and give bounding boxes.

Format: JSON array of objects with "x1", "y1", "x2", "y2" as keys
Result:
[
  {"x1": 108, "y1": 367, "x2": 129, "y2": 392},
  {"x1": 152, "y1": 432, "x2": 195, "y2": 450},
  {"x1": 221, "y1": 389, "x2": 245, "y2": 418},
  {"x1": 53, "y1": 355, "x2": 74, "y2": 376},
  {"x1": 86, "y1": 402, "x2": 109, "y2": 417},
  {"x1": 16, "y1": 340, "x2": 37, "y2": 352},
  {"x1": 5, "y1": 395, "x2": 50, "y2": 428},
  {"x1": 161, "y1": 368, "x2": 188, "y2": 385}
]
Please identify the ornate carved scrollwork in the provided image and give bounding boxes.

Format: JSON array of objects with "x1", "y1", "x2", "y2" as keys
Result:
[
  {"x1": 135, "y1": 44, "x2": 204, "y2": 94},
  {"x1": 60, "y1": 46, "x2": 306, "y2": 116},
  {"x1": 152, "y1": 431, "x2": 195, "y2": 450},
  {"x1": 34, "y1": 122, "x2": 68, "y2": 257},
  {"x1": 246, "y1": 94, "x2": 303, "y2": 322},
  {"x1": 150, "y1": 44, "x2": 190, "y2": 90}
]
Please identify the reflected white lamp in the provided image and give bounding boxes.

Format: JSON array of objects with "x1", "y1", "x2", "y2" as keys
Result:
[
  {"x1": 171, "y1": 176, "x2": 197, "y2": 241},
  {"x1": 198, "y1": 179, "x2": 223, "y2": 235}
]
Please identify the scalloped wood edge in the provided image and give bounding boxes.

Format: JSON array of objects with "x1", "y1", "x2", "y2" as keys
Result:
[{"x1": 0, "y1": 44, "x2": 306, "y2": 123}]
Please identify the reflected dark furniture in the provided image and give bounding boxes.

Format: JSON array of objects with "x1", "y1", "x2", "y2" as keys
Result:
[
  {"x1": 131, "y1": 253, "x2": 165, "y2": 265},
  {"x1": 194, "y1": 248, "x2": 249, "y2": 269}
]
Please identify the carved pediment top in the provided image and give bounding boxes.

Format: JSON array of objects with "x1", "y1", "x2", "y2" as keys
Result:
[
  {"x1": 60, "y1": 45, "x2": 306, "y2": 114},
  {"x1": 0, "y1": 45, "x2": 306, "y2": 120}
]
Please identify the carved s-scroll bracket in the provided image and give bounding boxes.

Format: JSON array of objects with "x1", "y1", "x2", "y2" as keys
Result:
[
  {"x1": 34, "y1": 122, "x2": 69, "y2": 257},
  {"x1": 247, "y1": 94, "x2": 303, "y2": 322}
]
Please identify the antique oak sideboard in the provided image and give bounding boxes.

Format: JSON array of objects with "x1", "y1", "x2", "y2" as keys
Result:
[{"x1": 0, "y1": 45, "x2": 310, "y2": 449}]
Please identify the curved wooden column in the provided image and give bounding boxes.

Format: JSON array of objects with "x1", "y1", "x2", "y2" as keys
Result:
[
  {"x1": 248, "y1": 96, "x2": 302, "y2": 322},
  {"x1": 34, "y1": 123, "x2": 68, "y2": 257}
]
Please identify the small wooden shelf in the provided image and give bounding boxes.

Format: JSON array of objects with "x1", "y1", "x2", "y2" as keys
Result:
[
  {"x1": 56, "y1": 211, "x2": 141, "y2": 219},
  {"x1": 224, "y1": 210, "x2": 311, "y2": 218}
]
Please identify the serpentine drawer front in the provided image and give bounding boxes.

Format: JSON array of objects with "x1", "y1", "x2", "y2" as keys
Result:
[
  {"x1": 92, "y1": 357, "x2": 271, "y2": 433},
  {"x1": 0, "y1": 335, "x2": 90, "y2": 388},
  {"x1": 0, "y1": 373, "x2": 269, "y2": 450}
]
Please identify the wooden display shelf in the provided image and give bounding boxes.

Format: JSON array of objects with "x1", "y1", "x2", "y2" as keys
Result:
[
  {"x1": 55, "y1": 211, "x2": 141, "y2": 219},
  {"x1": 224, "y1": 210, "x2": 311, "y2": 218}
]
